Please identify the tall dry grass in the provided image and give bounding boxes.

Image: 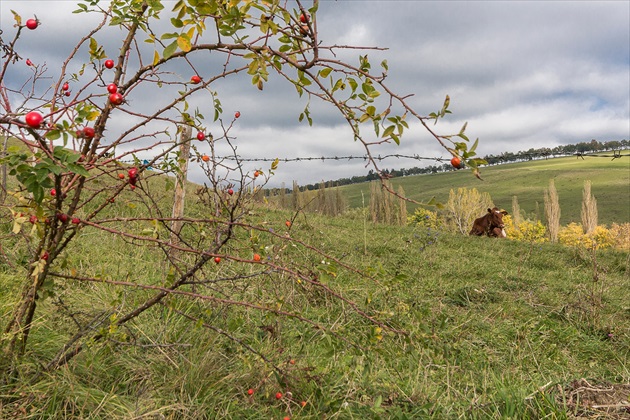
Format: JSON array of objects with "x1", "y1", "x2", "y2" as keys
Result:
[{"x1": 544, "y1": 179, "x2": 561, "y2": 243}]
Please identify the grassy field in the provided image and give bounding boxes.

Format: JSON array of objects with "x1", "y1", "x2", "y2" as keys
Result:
[
  {"x1": 340, "y1": 154, "x2": 630, "y2": 226},
  {"x1": 1, "y1": 191, "x2": 629, "y2": 418}
]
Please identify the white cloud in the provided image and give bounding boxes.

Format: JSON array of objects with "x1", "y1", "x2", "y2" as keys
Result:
[{"x1": 2, "y1": 0, "x2": 628, "y2": 188}]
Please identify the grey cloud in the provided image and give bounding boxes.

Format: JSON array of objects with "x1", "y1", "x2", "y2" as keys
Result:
[{"x1": 2, "y1": 0, "x2": 628, "y2": 188}]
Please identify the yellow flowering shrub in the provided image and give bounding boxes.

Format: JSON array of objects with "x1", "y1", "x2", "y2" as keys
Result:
[
  {"x1": 587, "y1": 225, "x2": 616, "y2": 250},
  {"x1": 503, "y1": 215, "x2": 547, "y2": 243},
  {"x1": 407, "y1": 207, "x2": 441, "y2": 229},
  {"x1": 558, "y1": 223, "x2": 616, "y2": 250}
]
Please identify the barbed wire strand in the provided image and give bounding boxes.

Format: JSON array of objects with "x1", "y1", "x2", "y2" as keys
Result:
[{"x1": 118, "y1": 151, "x2": 628, "y2": 166}]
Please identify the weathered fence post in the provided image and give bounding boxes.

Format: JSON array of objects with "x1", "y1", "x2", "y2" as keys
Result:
[{"x1": 170, "y1": 125, "x2": 192, "y2": 249}]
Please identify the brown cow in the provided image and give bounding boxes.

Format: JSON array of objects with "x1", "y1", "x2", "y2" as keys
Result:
[{"x1": 469, "y1": 207, "x2": 508, "y2": 238}]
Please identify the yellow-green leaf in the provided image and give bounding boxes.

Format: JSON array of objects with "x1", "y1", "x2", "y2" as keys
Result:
[{"x1": 177, "y1": 34, "x2": 191, "y2": 52}]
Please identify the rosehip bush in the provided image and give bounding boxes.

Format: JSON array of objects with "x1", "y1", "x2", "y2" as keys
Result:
[{"x1": 0, "y1": 1, "x2": 481, "y2": 391}]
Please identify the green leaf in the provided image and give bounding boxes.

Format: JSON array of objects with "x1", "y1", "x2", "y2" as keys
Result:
[
  {"x1": 332, "y1": 78, "x2": 343, "y2": 93},
  {"x1": 382, "y1": 125, "x2": 395, "y2": 139},
  {"x1": 161, "y1": 32, "x2": 179, "y2": 40},
  {"x1": 67, "y1": 163, "x2": 90, "y2": 177},
  {"x1": 163, "y1": 40, "x2": 178, "y2": 59},
  {"x1": 32, "y1": 186, "x2": 44, "y2": 204},
  {"x1": 170, "y1": 17, "x2": 184, "y2": 28},
  {"x1": 348, "y1": 78, "x2": 358, "y2": 93},
  {"x1": 48, "y1": 165, "x2": 62, "y2": 176},
  {"x1": 459, "y1": 121, "x2": 468, "y2": 135},
  {"x1": 318, "y1": 67, "x2": 332, "y2": 78},
  {"x1": 469, "y1": 137, "x2": 479, "y2": 154},
  {"x1": 46, "y1": 130, "x2": 61, "y2": 141}
]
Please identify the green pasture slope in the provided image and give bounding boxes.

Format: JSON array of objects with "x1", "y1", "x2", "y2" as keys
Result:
[
  {"x1": 1, "y1": 152, "x2": 629, "y2": 418},
  {"x1": 342, "y1": 154, "x2": 630, "y2": 225}
]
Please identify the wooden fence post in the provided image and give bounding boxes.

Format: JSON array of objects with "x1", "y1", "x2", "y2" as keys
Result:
[{"x1": 170, "y1": 125, "x2": 192, "y2": 249}]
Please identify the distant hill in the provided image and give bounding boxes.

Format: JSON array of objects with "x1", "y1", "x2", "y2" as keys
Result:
[{"x1": 339, "y1": 154, "x2": 630, "y2": 226}]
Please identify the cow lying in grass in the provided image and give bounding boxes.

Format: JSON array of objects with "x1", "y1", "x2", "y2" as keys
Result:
[{"x1": 470, "y1": 207, "x2": 508, "y2": 238}]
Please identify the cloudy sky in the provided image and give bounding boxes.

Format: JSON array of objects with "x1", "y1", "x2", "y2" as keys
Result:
[{"x1": 2, "y1": 1, "x2": 629, "y2": 187}]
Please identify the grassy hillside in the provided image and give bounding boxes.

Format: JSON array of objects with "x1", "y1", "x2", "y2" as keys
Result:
[
  {"x1": 1, "y1": 142, "x2": 629, "y2": 418},
  {"x1": 1, "y1": 201, "x2": 629, "y2": 418},
  {"x1": 340, "y1": 154, "x2": 630, "y2": 226}
]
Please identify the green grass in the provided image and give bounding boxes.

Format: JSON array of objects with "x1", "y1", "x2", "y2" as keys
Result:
[
  {"x1": 340, "y1": 154, "x2": 630, "y2": 225},
  {"x1": 1, "y1": 144, "x2": 629, "y2": 418},
  {"x1": 1, "y1": 205, "x2": 629, "y2": 418}
]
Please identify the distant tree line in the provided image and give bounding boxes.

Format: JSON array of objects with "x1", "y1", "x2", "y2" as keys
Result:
[{"x1": 270, "y1": 139, "x2": 628, "y2": 193}]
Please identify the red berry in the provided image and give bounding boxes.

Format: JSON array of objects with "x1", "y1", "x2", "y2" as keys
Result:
[
  {"x1": 197, "y1": 132, "x2": 205, "y2": 141},
  {"x1": 64, "y1": 90, "x2": 71, "y2": 97},
  {"x1": 300, "y1": 401, "x2": 307, "y2": 407},
  {"x1": 109, "y1": 92, "x2": 123, "y2": 105},
  {"x1": 62, "y1": 82, "x2": 69, "y2": 91},
  {"x1": 118, "y1": 173, "x2": 125, "y2": 179},
  {"x1": 41, "y1": 251, "x2": 49, "y2": 261},
  {"x1": 253, "y1": 254, "x2": 261, "y2": 262},
  {"x1": 107, "y1": 83, "x2": 118, "y2": 94},
  {"x1": 300, "y1": 13, "x2": 308, "y2": 23},
  {"x1": 234, "y1": 111, "x2": 241, "y2": 118},
  {"x1": 128, "y1": 167, "x2": 138, "y2": 178},
  {"x1": 26, "y1": 59, "x2": 33, "y2": 66},
  {"x1": 130, "y1": 185, "x2": 136, "y2": 190},
  {"x1": 50, "y1": 188, "x2": 56, "y2": 196},
  {"x1": 57, "y1": 213, "x2": 68, "y2": 223},
  {"x1": 104, "y1": 59, "x2": 115, "y2": 69},
  {"x1": 71, "y1": 217, "x2": 80, "y2": 225},
  {"x1": 29, "y1": 215, "x2": 38, "y2": 224},
  {"x1": 190, "y1": 75, "x2": 201, "y2": 84},
  {"x1": 83, "y1": 126, "x2": 95, "y2": 139},
  {"x1": 25, "y1": 111, "x2": 43, "y2": 128},
  {"x1": 283, "y1": 417, "x2": 290, "y2": 420},
  {"x1": 26, "y1": 19, "x2": 38, "y2": 30},
  {"x1": 227, "y1": 189, "x2": 234, "y2": 195},
  {"x1": 275, "y1": 392, "x2": 283, "y2": 400},
  {"x1": 285, "y1": 220, "x2": 291, "y2": 228},
  {"x1": 214, "y1": 257, "x2": 221, "y2": 264},
  {"x1": 450, "y1": 156, "x2": 462, "y2": 169},
  {"x1": 254, "y1": 170, "x2": 260, "y2": 178},
  {"x1": 247, "y1": 388, "x2": 254, "y2": 395}
]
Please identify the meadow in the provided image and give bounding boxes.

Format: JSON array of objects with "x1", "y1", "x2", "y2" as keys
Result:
[
  {"x1": 1, "y1": 157, "x2": 629, "y2": 419},
  {"x1": 341, "y1": 155, "x2": 630, "y2": 226}
]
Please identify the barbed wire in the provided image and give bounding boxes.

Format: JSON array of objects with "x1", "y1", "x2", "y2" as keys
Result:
[
  {"x1": 117, "y1": 150, "x2": 629, "y2": 167},
  {"x1": 216, "y1": 154, "x2": 449, "y2": 163}
]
